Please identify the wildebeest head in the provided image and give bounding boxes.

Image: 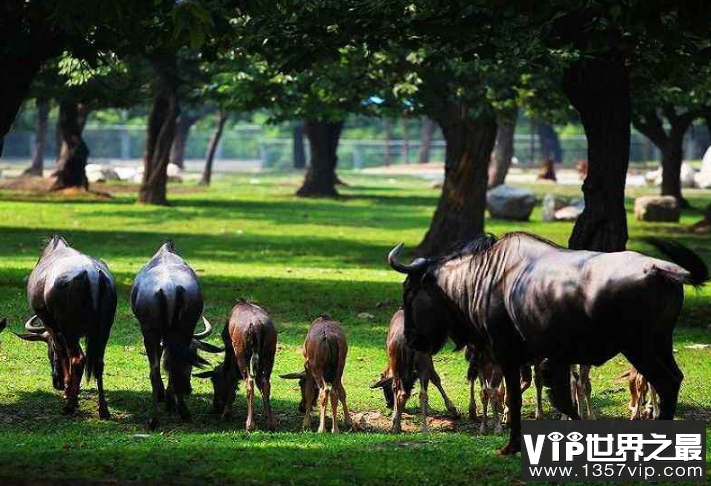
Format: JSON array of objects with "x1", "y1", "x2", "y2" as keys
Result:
[
  {"x1": 14, "y1": 315, "x2": 65, "y2": 390},
  {"x1": 370, "y1": 371, "x2": 394, "y2": 409},
  {"x1": 164, "y1": 317, "x2": 223, "y2": 395},
  {"x1": 194, "y1": 361, "x2": 233, "y2": 413},
  {"x1": 280, "y1": 371, "x2": 316, "y2": 413},
  {"x1": 388, "y1": 243, "x2": 472, "y2": 356}
]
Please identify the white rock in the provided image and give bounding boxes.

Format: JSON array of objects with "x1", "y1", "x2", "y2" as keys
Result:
[
  {"x1": 486, "y1": 185, "x2": 536, "y2": 221},
  {"x1": 554, "y1": 205, "x2": 584, "y2": 221},
  {"x1": 114, "y1": 167, "x2": 138, "y2": 181},
  {"x1": 167, "y1": 163, "x2": 183, "y2": 183},
  {"x1": 542, "y1": 194, "x2": 568, "y2": 222},
  {"x1": 645, "y1": 168, "x2": 662, "y2": 186},
  {"x1": 634, "y1": 195, "x2": 679, "y2": 222},
  {"x1": 85, "y1": 164, "x2": 119, "y2": 183},
  {"x1": 680, "y1": 162, "x2": 696, "y2": 188}
]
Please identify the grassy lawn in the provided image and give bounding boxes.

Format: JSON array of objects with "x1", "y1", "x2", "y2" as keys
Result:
[{"x1": 0, "y1": 172, "x2": 709, "y2": 485}]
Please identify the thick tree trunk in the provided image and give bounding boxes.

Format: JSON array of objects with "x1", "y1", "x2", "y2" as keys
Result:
[
  {"x1": 418, "y1": 116, "x2": 436, "y2": 164},
  {"x1": 660, "y1": 136, "x2": 687, "y2": 207},
  {"x1": 49, "y1": 100, "x2": 90, "y2": 190},
  {"x1": 199, "y1": 110, "x2": 227, "y2": 186},
  {"x1": 297, "y1": 120, "x2": 343, "y2": 197},
  {"x1": 170, "y1": 114, "x2": 198, "y2": 169},
  {"x1": 416, "y1": 110, "x2": 498, "y2": 257},
  {"x1": 24, "y1": 99, "x2": 49, "y2": 175},
  {"x1": 0, "y1": 54, "x2": 44, "y2": 157},
  {"x1": 563, "y1": 55, "x2": 631, "y2": 252},
  {"x1": 488, "y1": 120, "x2": 516, "y2": 187},
  {"x1": 293, "y1": 124, "x2": 306, "y2": 169},
  {"x1": 138, "y1": 53, "x2": 180, "y2": 205}
]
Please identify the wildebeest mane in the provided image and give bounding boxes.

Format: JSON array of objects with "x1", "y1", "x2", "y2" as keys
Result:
[{"x1": 437, "y1": 232, "x2": 563, "y2": 266}]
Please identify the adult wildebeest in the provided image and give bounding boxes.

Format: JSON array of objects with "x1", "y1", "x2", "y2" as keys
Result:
[
  {"x1": 16, "y1": 235, "x2": 117, "y2": 417},
  {"x1": 388, "y1": 232, "x2": 707, "y2": 454},
  {"x1": 130, "y1": 241, "x2": 221, "y2": 429},
  {"x1": 281, "y1": 316, "x2": 353, "y2": 433},
  {"x1": 195, "y1": 299, "x2": 278, "y2": 431},
  {"x1": 371, "y1": 309, "x2": 458, "y2": 433}
]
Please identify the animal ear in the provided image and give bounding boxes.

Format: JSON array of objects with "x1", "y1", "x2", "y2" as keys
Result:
[
  {"x1": 193, "y1": 370, "x2": 215, "y2": 379},
  {"x1": 13, "y1": 332, "x2": 49, "y2": 343},
  {"x1": 370, "y1": 376, "x2": 392, "y2": 389},
  {"x1": 280, "y1": 372, "x2": 306, "y2": 380},
  {"x1": 193, "y1": 340, "x2": 224, "y2": 353}
]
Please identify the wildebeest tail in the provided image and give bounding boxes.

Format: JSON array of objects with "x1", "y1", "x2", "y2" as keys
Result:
[
  {"x1": 321, "y1": 336, "x2": 339, "y2": 389},
  {"x1": 85, "y1": 268, "x2": 109, "y2": 382},
  {"x1": 464, "y1": 346, "x2": 477, "y2": 382},
  {"x1": 246, "y1": 322, "x2": 260, "y2": 382},
  {"x1": 158, "y1": 285, "x2": 207, "y2": 368},
  {"x1": 644, "y1": 238, "x2": 710, "y2": 287}
]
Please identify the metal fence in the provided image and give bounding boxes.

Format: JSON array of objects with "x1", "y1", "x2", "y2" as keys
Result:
[{"x1": 1, "y1": 124, "x2": 705, "y2": 171}]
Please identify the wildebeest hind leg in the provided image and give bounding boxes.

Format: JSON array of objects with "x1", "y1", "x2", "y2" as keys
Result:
[
  {"x1": 63, "y1": 344, "x2": 85, "y2": 415},
  {"x1": 546, "y1": 364, "x2": 580, "y2": 420},
  {"x1": 624, "y1": 346, "x2": 682, "y2": 421},
  {"x1": 498, "y1": 367, "x2": 522, "y2": 455},
  {"x1": 143, "y1": 336, "x2": 163, "y2": 429},
  {"x1": 95, "y1": 360, "x2": 110, "y2": 419}
]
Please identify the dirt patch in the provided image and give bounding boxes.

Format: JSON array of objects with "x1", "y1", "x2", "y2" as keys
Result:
[{"x1": 352, "y1": 410, "x2": 459, "y2": 433}]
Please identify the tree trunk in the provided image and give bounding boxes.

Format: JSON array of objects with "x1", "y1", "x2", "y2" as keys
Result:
[
  {"x1": 562, "y1": 55, "x2": 631, "y2": 252},
  {"x1": 416, "y1": 110, "x2": 498, "y2": 257},
  {"x1": 138, "y1": 53, "x2": 180, "y2": 205},
  {"x1": 49, "y1": 100, "x2": 90, "y2": 191},
  {"x1": 293, "y1": 124, "x2": 306, "y2": 169},
  {"x1": 199, "y1": 110, "x2": 227, "y2": 186},
  {"x1": 418, "y1": 116, "x2": 436, "y2": 164},
  {"x1": 384, "y1": 118, "x2": 392, "y2": 166},
  {"x1": 170, "y1": 114, "x2": 198, "y2": 169},
  {"x1": 24, "y1": 99, "x2": 49, "y2": 176},
  {"x1": 488, "y1": 120, "x2": 516, "y2": 187},
  {"x1": 633, "y1": 111, "x2": 692, "y2": 208},
  {"x1": 297, "y1": 120, "x2": 343, "y2": 197},
  {"x1": 0, "y1": 54, "x2": 44, "y2": 157},
  {"x1": 402, "y1": 118, "x2": 410, "y2": 164}
]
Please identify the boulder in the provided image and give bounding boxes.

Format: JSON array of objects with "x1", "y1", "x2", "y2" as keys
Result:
[
  {"x1": 542, "y1": 194, "x2": 584, "y2": 221},
  {"x1": 645, "y1": 168, "x2": 662, "y2": 186},
  {"x1": 167, "y1": 163, "x2": 183, "y2": 183},
  {"x1": 114, "y1": 166, "x2": 138, "y2": 181},
  {"x1": 680, "y1": 162, "x2": 696, "y2": 188},
  {"x1": 542, "y1": 194, "x2": 568, "y2": 221},
  {"x1": 554, "y1": 205, "x2": 584, "y2": 221},
  {"x1": 85, "y1": 164, "x2": 120, "y2": 183},
  {"x1": 695, "y1": 147, "x2": 711, "y2": 188},
  {"x1": 634, "y1": 196, "x2": 680, "y2": 222},
  {"x1": 486, "y1": 185, "x2": 536, "y2": 221}
]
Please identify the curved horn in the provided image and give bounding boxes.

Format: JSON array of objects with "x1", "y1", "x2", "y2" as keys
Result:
[
  {"x1": 387, "y1": 244, "x2": 430, "y2": 274},
  {"x1": 193, "y1": 316, "x2": 213, "y2": 339},
  {"x1": 13, "y1": 331, "x2": 50, "y2": 343},
  {"x1": 280, "y1": 372, "x2": 306, "y2": 380},
  {"x1": 24, "y1": 315, "x2": 45, "y2": 333},
  {"x1": 193, "y1": 340, "x2": 224, "y2": 353}
]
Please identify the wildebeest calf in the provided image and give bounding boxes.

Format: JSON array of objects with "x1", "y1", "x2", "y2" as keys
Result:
[
  {"x1": 196, "y1": 299, "x2": 277, "y2": 431},
  {"x1": 16, "y1": 235, "x2": 116, "y2": 417},
  {"x1": 281, "y1": 316, "x2": 352, "y2": 433},
  {"x1": 131, "y1": 241, "x2": 221, "y2": 429},
  {"x1": 620, "y1": 366, "x2": 659, "y2": 420},
  {"x1": 371, "y1": 309, "x2": 458, "y2": 433}
]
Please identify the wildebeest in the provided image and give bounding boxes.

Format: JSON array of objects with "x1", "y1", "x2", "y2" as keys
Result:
[
  {"x1": 620, "y1": 366, "x2": 659, "y2": 420},
  {"x1": 464, "y1": 345, "x2": 505, "y2": 434},
  {"x1": 388, "y1": 233, "x2": 707, "y2": 454},
  {"x1": 195, "y1": 299, "x2": 277, "y2": 431},
  {"x1": 281, "y1": 316, "x2": 352, "y2": 433},
  {"x1": 370, "y1": 309, "x2": 459, "y2": 433},
  {"x1": 130, "y1": 241, "x2": 221, "y2": 429},
  {"x1": 16, "y1": 235, "x2": 117, "y2": 417}
]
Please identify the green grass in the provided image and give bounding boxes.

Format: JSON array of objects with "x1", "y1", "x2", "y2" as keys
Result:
[{"x1": 0, "y1": 172, "x2": 709, "y2": 485}]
